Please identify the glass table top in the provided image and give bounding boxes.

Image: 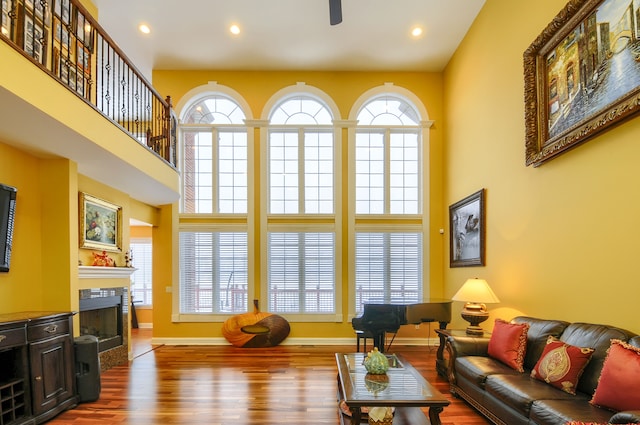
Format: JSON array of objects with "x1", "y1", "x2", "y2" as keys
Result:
[{"x1": 336, "y1": 353, "x2": 448, "y2": 407}]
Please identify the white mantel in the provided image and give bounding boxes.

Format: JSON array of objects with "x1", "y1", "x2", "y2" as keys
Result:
[{"x1": 78, "y1": 266, "x2": 137, "y2": 279}]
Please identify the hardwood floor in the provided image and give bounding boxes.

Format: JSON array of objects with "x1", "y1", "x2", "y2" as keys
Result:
[{"x1": 49, "y1": 329, "x2": 491, "y2": 424}]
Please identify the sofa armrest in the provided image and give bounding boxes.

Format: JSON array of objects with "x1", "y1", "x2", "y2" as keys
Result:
[
  {"x1": 447, "y1": 335, "x2": 490, "y2": 358},
  {"x1": 609, "y1": 411, "x2": 640, "y2": 424}
]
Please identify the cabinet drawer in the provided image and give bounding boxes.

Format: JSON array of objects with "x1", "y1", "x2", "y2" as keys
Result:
[
  {"x1": 0, "y1": 327, "x2": 26, "y2": 350},
  {"x1": 28, "y1": 319, "x2": 70, "y2": 341}
]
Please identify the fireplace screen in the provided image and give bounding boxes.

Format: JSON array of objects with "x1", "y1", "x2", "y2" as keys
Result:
[{"x1": 79, "y1": 295, "x2": 123, "y2": 352}]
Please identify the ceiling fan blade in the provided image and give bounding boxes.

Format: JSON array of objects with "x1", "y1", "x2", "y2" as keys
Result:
[{"x1": 329, "y1": 0, "x2": 342, "y2": 25}]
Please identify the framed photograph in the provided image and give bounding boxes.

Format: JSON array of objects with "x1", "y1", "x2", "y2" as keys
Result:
[
  {"x1": 23, "y1": 14, "x2": 44, "y2": 63},
  {"x1": 524, "y1": 0, "x2": 640, "y2": 167},
  {"x1": 76, "y1": 41, "x2": 90, "y2": 74},
  {"x1": 79, "y1": 192, "x2": 122, "y2": 252},
  {"x1": 449, "y1": 189, "x2": 485, "y2": 267}
]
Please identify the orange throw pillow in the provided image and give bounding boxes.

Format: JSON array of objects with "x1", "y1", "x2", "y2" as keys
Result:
[
  {"x1": 487, "y1": 319, "x2": 529, "y2": 372},
  {"x1": 591, "y1": 339, "x2": 640, "y2": 411},
  {"x1": 531, "y1": 336, "x2": 594, "y2": 395}
]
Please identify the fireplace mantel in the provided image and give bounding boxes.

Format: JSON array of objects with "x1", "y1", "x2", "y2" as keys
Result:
[{"x1": 78, "y1": 266, "x2": 137, "y2": 279}]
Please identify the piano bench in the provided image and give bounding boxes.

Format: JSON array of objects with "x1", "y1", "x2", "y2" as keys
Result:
[{"x1": 355, "y1": 330, "x2": 376, "y2": 352}]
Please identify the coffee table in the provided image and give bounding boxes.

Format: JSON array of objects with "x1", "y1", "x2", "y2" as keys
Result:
[{"x1": 335, "y1": 353, "x2": 450, "y2": 425}]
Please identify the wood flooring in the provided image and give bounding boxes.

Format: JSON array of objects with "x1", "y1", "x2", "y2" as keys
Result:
[{"x1": 48, "y1": 329, "x2": 491, "y2": 424}]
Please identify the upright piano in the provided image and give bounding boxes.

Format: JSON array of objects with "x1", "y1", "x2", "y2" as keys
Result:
[{"x1": 351, "y1": 299, "x2": 452, "y2": 352}]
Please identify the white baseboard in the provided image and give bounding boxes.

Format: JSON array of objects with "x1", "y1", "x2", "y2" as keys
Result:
[{"x1": 136, "y1": 322, "x2": 153, "y2": 329}]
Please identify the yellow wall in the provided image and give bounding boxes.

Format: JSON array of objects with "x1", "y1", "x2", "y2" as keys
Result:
[
  {"x1": 0, "y1": 143, "x2": 45, "y2": 311},
  {"x1": 443, "y1": 0, "x2": 640, "y2": 334},
  {"x1": 151, "y1": 71, "x2": 446, "y2": 339}
]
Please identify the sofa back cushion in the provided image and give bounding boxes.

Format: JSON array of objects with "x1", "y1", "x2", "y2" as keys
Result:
[
  {"x1": 559, "y1": 322, "x2": 636, "y2": 395},
  {"x1": 511, "y1": 316, "x2": 569, "y2": 370},
  {"x1": 628, "y1": 335, "x2": 640, "y2": 349}
]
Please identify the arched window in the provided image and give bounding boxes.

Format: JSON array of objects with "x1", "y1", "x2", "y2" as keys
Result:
[
  {"x1": 262, "y1": 89, "x2": 341, "y2": 319},
  {"x1": 349, "y1": 90, "x2": 428, "y2": 315},
  {"x1": 268, "y1": 95, "x2": 334, "y2": 214},
  {"x1": 181, "y1": 94, "x2": 248, "y2": 214},
  {"x1": 176, "y1": 87, "x2": 252, "y2": 318}
]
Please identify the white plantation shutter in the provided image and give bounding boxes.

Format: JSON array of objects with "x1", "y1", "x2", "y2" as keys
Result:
[
  {"x1": 354, "y1": 232, "x2": 422, "y2": 315},
  {"x1": 130, "y1": 238, "x2": 152, "y2": 306},
  {"x1": 268, "y1": 232, "x2": 335, "y2": 314},
  {"x1": 179, "y1": 231, "x2": 248, "y2": 314}
]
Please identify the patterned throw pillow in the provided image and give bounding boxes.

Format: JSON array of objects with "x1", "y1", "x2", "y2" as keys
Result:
[
  {"x1": 531, "y1": 336, "x2": 594, "y2": 395},
  {"x1": 487, "y1": 319, "x2": 529, "y2": 372},
  {"x1": 591, "y1": 339, "x2": 640, "y2": 412}
]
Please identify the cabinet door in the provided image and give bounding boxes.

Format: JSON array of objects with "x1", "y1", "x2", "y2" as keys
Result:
[{"x1": 29, "y1": 334, "x2": 75, "y2": 417}]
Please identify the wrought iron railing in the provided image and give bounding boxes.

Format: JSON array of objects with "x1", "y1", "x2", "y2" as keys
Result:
[{"x1": 0, "y1": 0, "x2": 176, "y2": 167}]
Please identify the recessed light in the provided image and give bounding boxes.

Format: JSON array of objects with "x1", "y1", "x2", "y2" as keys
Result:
[
  {"x1": 230, "y1": 24, "x2": 240, "y2": 35},
  {"x1": 411, "y1": 26, "x2": 423, "y2": 37},
  {"x1": 139, "y1": 23, "x2": 151, "y2": 34}
]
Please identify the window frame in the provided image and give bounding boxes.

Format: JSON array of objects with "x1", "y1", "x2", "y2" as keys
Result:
[
  {"x1": 347, "y1": 89, "x2": 432, "y2": 322},
  {"x1": 260, "y1": 88, "x2": 343, "y2": 322},
  {"x1": 173, "y1": 84, "x2": 255, "y2": 323}
]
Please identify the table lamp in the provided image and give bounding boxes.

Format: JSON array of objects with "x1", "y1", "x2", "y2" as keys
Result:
[{"x1": 452, "y1": 278, "x2": 500, "y2": 335}]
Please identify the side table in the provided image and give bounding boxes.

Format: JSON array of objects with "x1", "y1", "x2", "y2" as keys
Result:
[{"x1": 434, "y1": 329, "x2": 491, "y2": 378}]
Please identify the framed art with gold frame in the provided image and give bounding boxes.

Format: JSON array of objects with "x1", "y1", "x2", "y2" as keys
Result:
[
  {"x1": 79, "y1": 192, "x2": 122, "y2": 252},
  {"x1": 524, "y1": 0, "x2": 640, "y2": 167}
]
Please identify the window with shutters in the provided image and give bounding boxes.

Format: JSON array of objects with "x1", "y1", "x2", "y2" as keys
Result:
[
  {"x1": 130, "y1": 237, "x2": 152, "y2": 306},
  {"x1": 262, "y1": 91, "x2": 341, "y2": 319},
  {"x1": 177, "y1": 89, "x2": 253, "y2": 319},
  {"x1": 350, "y1": 93, "x2": 427, "y2": 315}
]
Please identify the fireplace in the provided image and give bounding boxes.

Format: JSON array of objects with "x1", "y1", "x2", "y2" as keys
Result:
[{"x1": 79, "y1": 287, "x2": 129, "y2": 371}]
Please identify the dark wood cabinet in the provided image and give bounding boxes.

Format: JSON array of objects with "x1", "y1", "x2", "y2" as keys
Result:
[{"x1": 0, "y1": 312, "x2": 77, "y2": 425}]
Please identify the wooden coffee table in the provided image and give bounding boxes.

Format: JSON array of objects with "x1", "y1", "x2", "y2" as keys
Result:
[{"x1": 335, "y1": 353, "x2": 450, "y2": 425}]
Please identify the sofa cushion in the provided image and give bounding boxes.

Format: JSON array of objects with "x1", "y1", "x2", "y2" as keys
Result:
[
  {"x1": 488, "y1": 319, "x2": 529, "y2": 372},
  {"x1": 485, "y1": 373, "x2": 578, "y2": 418},
  {"x1": 591, "y1": 339, "x2": 640, "y2": 412},
  {"x1": 531, "y1": 336, "x2": 595, "y2": 395},
  {"x1": 529, "y1": 398, "x2": 612, "y2": 425},
  {"x1": 559, "y1": 323, "x2": 636, "y2": 395},
  {"x1": 455, "y1": 356, "x2": 520, "y2": 388},
  {"x1": 511, "y1": 316, "x2": 570, "y2": 370}
]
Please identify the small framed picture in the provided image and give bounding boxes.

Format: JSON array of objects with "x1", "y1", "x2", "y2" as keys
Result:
[{"x1": 449, "y1": 189, "x2": 485, "y2": 267}]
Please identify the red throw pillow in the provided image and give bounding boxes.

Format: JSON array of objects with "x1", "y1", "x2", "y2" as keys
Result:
[
  {"x1": 531, "y1": 336, "x2": 595, "y2": 395},
  {"x1": 591, "y1": 339, "x2": 640, "y2": 411},
  {"x1": 487, "y1": 319, "x2": 529, "y2": 372}
]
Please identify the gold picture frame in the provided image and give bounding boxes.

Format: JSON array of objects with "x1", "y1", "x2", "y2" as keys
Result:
[
  {"x1": 524, "y1": 0, "x2": 640, "y2": 167},
  {"x1": 79, "y1": 192, "x2": 122, "y2": 252}
]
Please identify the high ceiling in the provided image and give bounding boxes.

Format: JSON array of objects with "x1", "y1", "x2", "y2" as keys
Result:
[{"x1": 92, "y1": 0, "x2": 485, "y2": 79}]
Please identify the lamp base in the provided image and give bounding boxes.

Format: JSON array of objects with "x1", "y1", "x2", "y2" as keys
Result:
[
  {"x1": 464, "y1": 325, "x2": 485, "y2": 336},
  {"x1": 460, "y1": 303, "x2": 489, "y2": 336}
]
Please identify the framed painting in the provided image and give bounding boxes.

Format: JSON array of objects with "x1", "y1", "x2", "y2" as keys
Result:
[
  {"x1": 449, "y1": 189, "x2": 485, "y2": 268},
  {"x1": 79, "y1": 193, "x2": 122, "y2": 252},
  {"x1": 524, "y1": 0, "x2": 640, "y2": 167}
]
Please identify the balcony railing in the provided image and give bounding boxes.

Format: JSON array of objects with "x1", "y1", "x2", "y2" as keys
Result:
[{"x1": 0, "y1": 0, "x2": 176, "y2": 167}]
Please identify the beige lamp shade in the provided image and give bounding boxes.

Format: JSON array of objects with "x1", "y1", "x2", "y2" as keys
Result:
[
  {"x1": 452, "y1": 278, "x2": 500, "y2": 335},
  {"x1": 452, "y1": 278, "x2": 500, "y2": 304}
]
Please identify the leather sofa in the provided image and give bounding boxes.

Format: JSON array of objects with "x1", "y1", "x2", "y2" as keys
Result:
[{"x1": 443, "y1": 316, "x2": 640, "y2": 425}]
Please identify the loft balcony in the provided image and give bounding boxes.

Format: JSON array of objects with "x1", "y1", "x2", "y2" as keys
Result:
[{"x1": 0, "y1": 0, "x2": 179, "y2": 206}]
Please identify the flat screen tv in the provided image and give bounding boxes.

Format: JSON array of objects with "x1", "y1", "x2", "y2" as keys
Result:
[{"x1": 0, "y1": 184, "x2": 17, "y2": 272}]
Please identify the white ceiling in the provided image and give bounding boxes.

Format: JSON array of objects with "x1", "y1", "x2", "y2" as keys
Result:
[{"x1": 92, "y1": 0, "x2": 485, "y2": 79}]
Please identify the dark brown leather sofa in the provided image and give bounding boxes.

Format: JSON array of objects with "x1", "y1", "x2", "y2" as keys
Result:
[{"x1": 444, "y1": 316, "x2": 640, "y2": 425}]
